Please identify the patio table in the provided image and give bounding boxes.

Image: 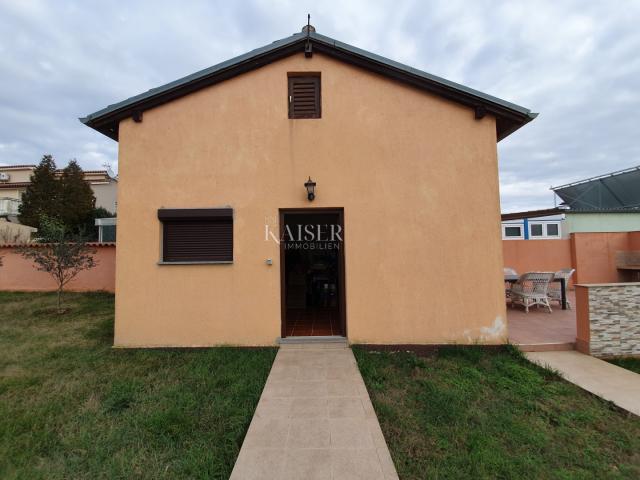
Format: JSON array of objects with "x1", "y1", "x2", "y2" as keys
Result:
[{"x1": 504, "y1": 273, "x2": 568, "y2": 310}]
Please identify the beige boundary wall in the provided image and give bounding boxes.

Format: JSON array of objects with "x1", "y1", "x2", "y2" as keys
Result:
[
  {"x1": 575, "y1": 283, "x2": 640, "y2": 357},
  {"x1": 0, "y1": 244, "x2": 115, "y2": 292},
  {"x1": 0, "y1": 219, "x2": 36, "y2": 244},
  {"x1": 114, "y1": 52, "x2": 508, "y2": 347}
]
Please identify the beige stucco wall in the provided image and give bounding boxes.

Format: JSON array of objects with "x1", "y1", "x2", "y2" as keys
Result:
[
  {"x1": 0, "y1": 167, "x2": 34, "y2": 184},
  {"x1": 0, "y1": 165, "x2": 31, "y2": 201},
  {"x1": 0, "y1": 189, "x2": 23, "y2": 201},
  {"x1": 115, "y1": 52, "x2": 507, "y2": 347},
  {"x1": 91, "y1": 181, "x2": 118, "y2": 213}
]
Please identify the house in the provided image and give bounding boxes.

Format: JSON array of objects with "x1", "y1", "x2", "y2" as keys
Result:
[
  {"x1": 501, "y1": 165, "x2": 640, "y2": 239},
  {"x1": 501, "y1": 207, "x2": 566, "y2": 240},
  {"x1": 81, "y1": 26, "x2": 536, "y2": 347},
  {"x1": 0, "y1": 165, "x2": 34, "y2": 217},
  {"x1": 80, "y1": 169, "x2": 119, "y2": 214},
  {"x1": 0, "y1": 164, "x2": 118, "y2": 218}
]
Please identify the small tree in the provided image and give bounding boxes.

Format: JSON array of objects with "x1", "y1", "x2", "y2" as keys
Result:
[
  {"x1": 18, "y1": 155, "x2": 62, "y2": 229},
  {"x1": 19, "y1": 216, "x2": 97, "y2": 313}
]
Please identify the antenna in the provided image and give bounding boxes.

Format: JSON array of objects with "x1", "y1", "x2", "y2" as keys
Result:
[{"x1": 304, "y1": 13, "x2": 313, "y2": 57}]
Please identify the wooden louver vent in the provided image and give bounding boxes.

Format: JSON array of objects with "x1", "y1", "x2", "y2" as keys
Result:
[
  {"x1": 158, "y1": 209, "x2": 233, "y2": 263},
  {"x1": 288, "y1": 75, "x2": 321, "y2": 119}
]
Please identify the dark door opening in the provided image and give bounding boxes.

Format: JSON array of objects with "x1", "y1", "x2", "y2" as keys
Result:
[{"x1": 280, "y1": 209, "x2": 346, "y2": 337}]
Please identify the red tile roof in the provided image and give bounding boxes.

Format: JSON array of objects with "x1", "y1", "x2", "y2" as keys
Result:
[{"x1": 0, "y1": 164, "x2": 36, "y2": 169}]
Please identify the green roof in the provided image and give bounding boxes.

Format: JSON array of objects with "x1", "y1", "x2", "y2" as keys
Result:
[{"x1": 81, "y1": 30, "x2": 537, "y2": 141}]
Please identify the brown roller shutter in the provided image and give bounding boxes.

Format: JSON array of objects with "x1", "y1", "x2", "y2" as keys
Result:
[
  {"x1": 288, "y1": 75, "x2": 321, "y2": 119},
  {"x1": 159, "y1": 209, "x2": 233, "y2": 262}
]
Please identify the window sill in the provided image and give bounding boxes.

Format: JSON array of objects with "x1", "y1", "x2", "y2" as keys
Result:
[{"x1": 157, "y1": 261, "x2": 233, "y2": 265}]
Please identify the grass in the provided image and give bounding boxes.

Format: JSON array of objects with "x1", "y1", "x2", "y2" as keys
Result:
[
  {"x1": 353, "y1": 345, "x2": 640, "y2": 480},
  {"x1": 0, "y1": 292, "x2": 277, "y2": 479},
  {"x1": 606, "y1": 357, "x2": 640, "y2": 375}
]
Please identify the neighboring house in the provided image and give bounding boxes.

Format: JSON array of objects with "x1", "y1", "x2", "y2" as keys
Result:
[
  {"x1": 0, "y1": 164, "x2": 118, "y2": 219},
  {"x1": 501, "y1": 165, "x2": 640, "y2": 238},
  {"x1": 501, "y1": 208, "x2": 567, "y2": 240},
  {"x1": 81, "y1": 26, "x2": 536, "y2": 347},
  {"x1": 0, "y1": 165, "x2": 33, "y2": 217},
  {"x1": 81, "y1": 170, "x2": 118, "y2": 214}
]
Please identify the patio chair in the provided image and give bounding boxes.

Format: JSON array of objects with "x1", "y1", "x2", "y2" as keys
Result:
[
  {"x1": 548, "y1": 268, "x2": 575, "y2": 309},
  {"x1": 504, "y1": 267, "x2": 518, "y2": 301},
  {"x1": 510, "y1": 272, "x2": 554, "y2": 313}
]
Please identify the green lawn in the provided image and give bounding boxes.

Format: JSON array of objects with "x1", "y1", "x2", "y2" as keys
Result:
[
  {"x1": 353, "y1": 346, "x2": 640, "y2": 480},
  {"x1": 0, "y1": 292, "x2": 276, "y2": 480},
  {"x1": 606, "y1": 357, "x2": 640, "y2": 375}
]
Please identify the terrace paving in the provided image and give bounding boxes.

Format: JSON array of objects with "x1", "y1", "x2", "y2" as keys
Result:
[{"x1": 508, "y1": 291, "x2": 576, "y2": 350}]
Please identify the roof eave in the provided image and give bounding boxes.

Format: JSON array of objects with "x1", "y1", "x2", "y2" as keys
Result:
[
  {"x1": 496, "y1": 112, "x2": 538, "y2": 141},
  {"x1": 501, "y1": 206, "x2": 563, "y2": 221},
  {"x1": 80, "y1": 33, "x2": 308, "y2": 140}
]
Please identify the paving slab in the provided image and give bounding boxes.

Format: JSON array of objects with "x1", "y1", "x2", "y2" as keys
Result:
[
  {"x1": 231, "y1": 343, "x2": 399, "y2": 480},
  {"x1": 526, "y1": 350, "x2": 640, "y2": 416}
]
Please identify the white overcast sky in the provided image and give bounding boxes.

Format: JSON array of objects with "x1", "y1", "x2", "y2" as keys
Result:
[{"x1": 1, "y1": 0, "x2": 639, "y2": 212}]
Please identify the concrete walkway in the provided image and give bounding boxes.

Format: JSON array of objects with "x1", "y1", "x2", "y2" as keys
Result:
[
  {"x1": 526, "y1": 350, "x2": 640, "y2": 416},
  {"x1": 230, "y1": 342, "x2": 399, "y2": 480}
]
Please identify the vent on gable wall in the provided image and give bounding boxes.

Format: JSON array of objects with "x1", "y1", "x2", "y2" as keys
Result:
[{"x1": 288, "y1": 75, "x2": 321, "y2": 119}]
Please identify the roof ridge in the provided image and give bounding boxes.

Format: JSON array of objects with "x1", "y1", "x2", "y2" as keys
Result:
[
  {"x1": 309, "y1": 32, "x2": 532, "y2": 116},
  {"x1": 81, "y1": 30, "x2": 536, "y2": 142}
]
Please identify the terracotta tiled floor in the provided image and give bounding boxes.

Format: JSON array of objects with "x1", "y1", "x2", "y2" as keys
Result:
[
  {"x1": 286, "y1": 308, "x2": 341, "y2": 336},
  {"x1": 507, "y1": 291, "x2": 577, "y2": 346}
]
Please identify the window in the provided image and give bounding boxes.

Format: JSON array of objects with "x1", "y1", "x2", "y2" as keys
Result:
[
  {"x1": 530, "y1": 224, "x2": 544, "y2": 237},
  {"x1": 505, "y1": 226, "x2": 522, "y2": 237},
  {"x1": 158, "y1": 208, "x2": 233, "y2": 263},
  {"x1": 528, "y1": 221, "x2": 561, "y2": 239},
  {"x1": 288, "y1": 74, "x2": 321, "y2": 119},
  {"x1": 546, "y1": 223, "x2": 559, "y2": 237},
  {"x1": 502, "y1": 224, "x2": 524, "y2": 240}
]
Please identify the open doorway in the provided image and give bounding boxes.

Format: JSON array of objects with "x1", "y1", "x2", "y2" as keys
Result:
[{"x1": 279, "y1": 208, "x2": 346, "y2": 337}]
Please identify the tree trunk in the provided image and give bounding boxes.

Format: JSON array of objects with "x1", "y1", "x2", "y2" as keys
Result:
[{"x1": 57, "y1": 286, "x2": 63, "y2": 313}]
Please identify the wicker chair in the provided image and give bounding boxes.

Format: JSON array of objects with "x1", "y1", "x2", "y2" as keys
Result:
[
  {"x1": 548, "y1": 268, "x2": 575, "y2": 309},
  {"x1": 510, "y1": 272, "x2": 554, "y2": 313},
  {"x1": 504, "y1": 268, "x2": 518, "y2": 301}
]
